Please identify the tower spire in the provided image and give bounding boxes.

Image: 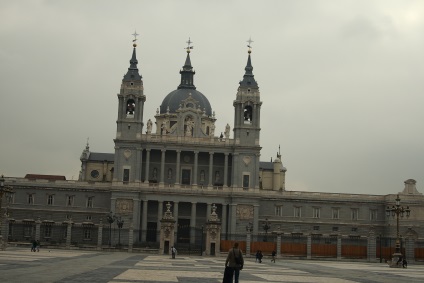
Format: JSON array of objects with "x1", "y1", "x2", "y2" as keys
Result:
[
  {"x1": 178, "y1": 37, "x2": 196, "y2": 89},
  {"x1": 123, "y1": 31, "x2": 142, "y2": 81},
  {"x1": 239, "y1": 37, "x2": 258, "y2": 88}
]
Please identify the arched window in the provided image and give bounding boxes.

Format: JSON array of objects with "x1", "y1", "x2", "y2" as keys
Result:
[
  {"x1": 244, "y1": 105, "x2": 253, "y2": 122},
  {"x1": 126, "y1": 99, "x2": 136, "y2": 115}
]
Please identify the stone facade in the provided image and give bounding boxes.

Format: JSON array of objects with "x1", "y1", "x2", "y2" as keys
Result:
[{"x1": 1, "y1": 41, "x2": 424, "y2": 259}]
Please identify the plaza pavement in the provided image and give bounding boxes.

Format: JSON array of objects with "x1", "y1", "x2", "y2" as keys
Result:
[{"x1": 1, "y1": 247, "x2": 424, "y2": 282}]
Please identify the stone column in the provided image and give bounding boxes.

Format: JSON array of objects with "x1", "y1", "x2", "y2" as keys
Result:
[
  {"x1": 1, "y1": 217, "x2": 9, "y2": 250},
  {"x1": 246, "y1": 231, "x2": 252, "y2": 257},
  {"x1": 367, "y1": 232, "x2": 375, "y2": 262},
  {"x1": 141, "y1": 200, "x2": 148, "y2": 242},
  {"x1": 160, "y1": 149, "x2": 166, "y2": 186},
  {"x1": 144, "y1": 149, "x2": 151, "y2": 184},
  {"x1": 128, "y1": 220, "x2": 134, "y2": 253},
  {"x1": 35, "y1": 217, "x2": 41, "y2": 241},
  {"x1": 135, "y1": 147, "x2": 143, "y2": 183},
  {"x1": 255, "y1": 153, "x2": 260, "y2": 189},
  {"x1": 307, "y1": 234, "x2": 312, "y2": 260},
  {"x1": 229, "y1": 204, "x2": 237, "y2": 235},
  {"x1": 253, "y1": 204, "x2": 259, "y2": 235},
  {"x1": 173, "y1": 201, "x2": 179, "y2": 240},
  {"x1": 97, "y1": 220, "x2": 103, "y2": 250},
  {"x1": 276, "y1": 233, "x2": 282, "y2": 257},
  {"x1": 190, "y1": 202, "x2": 197, "y2": 244},
  {"x1": 175, "y1": 150, "x2": 181, "y2": 187},
  {"x1": 66, "y1": 219, "x2": 72, "y2": 249},
  {"x1": 337, "y1": 234, "x2": 342, "y2": 260},
  {"x1": 208, "y1": 152, "x2": 214, "y2": 188},
  {"x1": 193, "y1": 151, "x2": 199, "y2": 186},
  {"x1": 405, "y1": 236, "x2": 415, "y2": 263},
  {"x1": 224, "y1": 153, "x2": 229, "y2": 187},
  {"x1": 132, "y1": 198, "x2": 141, "y2": 243},
  {"x1": 221, "y1": 204, "x2": 227, "y2": 239},
  {"x1": 157, "y1": 201, "x2": 163, "y2": 242},
  {"x1": 232, "y1": 153, "x2": 239, "y2": 188}
]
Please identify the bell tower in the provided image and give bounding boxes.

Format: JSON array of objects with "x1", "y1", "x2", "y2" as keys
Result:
[
  {"x1": 233, "y1": 39, "x2": 262, "y2": 146},
  {"x1": 232, "y1": 39, "x2": 262, "y2": 189},
  {"x1": 114, "y1": 32, "x2": 146, "y2": 183},
  {"x1": 116, "y1": 32, "x2": 145, "y2": 141}
]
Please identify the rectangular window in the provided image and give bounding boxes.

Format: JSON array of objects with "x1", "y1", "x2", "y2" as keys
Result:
[
  {"x1": 332, "y1": 227, "x2": 339, "y2": 232},
  {"x1": 44, "y1": 225, "x2": 52, "y2": 238},
  {"x1": 47, "y1": 195, "x2": 54, "y2": 206},
  {"x1": 294, "y1": 207, "x2": 301, "y2": 218},
  {"x1": 313, "y1": 207, "x2": 320, "y2": 219},
  {"x1": 275, "y1": 205, "x2": 283, "y2": 217},
  {"x1": 24, "y1": 225, "x2": 33, "y2": 238},
  {"x1": 123, "y1": 169, "x2": 130, "y2": 182},
  {"x1": 351, "y1": 208, "x2": 359, "y2": 220},
  {"x1": 313, "y1": 226, "x2": 320, "y2": 231},
  {"x1": 84, "y1": 229, "x2": 91, "y2": 240},
  {"x1": 242, "y1": 174, "x2": 250, "y2": 188},
  {"x1": 28, "y1": 194, "x2": 34, "y2": 205},
  {"x1": 351, "y1": 227, "x2": 358, "y2": 232},
  {"x1": 67, "y1": 195, "x2": 74, "y2": 207},
  {"x1": 86, "y1": 215, "x2": 92, "y2": 221},
  {"x1": 370, "y1": 209, "x2": 378, "y2": 221},
  {"x1": 332, "y1": 208, "x2": 339, "y2": 219},
  {"x1": 87, "y1": 197, "x2": 93, "y2": 208}
]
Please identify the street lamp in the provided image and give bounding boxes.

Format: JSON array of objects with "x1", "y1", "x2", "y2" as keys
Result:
[
  {"x1": 106, "y1": 211, "x2": 116, "y2": 248},
  {"x1": 0, "y1": 175, "x2": 13, "y2": 249},
  {"x1": 262, "y1": 218, "x2": 271, "y2": 242},
  {"x1": 116, "y1": 217, "x2": 124, "y2": 248},
  {"x1": 386, "y1": 194, "x2": 410, "y2": 257}
]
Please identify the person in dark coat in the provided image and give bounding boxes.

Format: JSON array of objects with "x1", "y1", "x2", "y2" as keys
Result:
[
  {"x1": 271, "y1": 250, "x2": 276, "y2": 263},
  {"x1": 224, "y1": 242, "x2": 244, "y2": 283}
]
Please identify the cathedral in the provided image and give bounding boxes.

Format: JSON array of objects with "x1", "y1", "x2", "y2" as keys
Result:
[{"x1": 1, "y1": 37, "x2": 424, "y2": 261}]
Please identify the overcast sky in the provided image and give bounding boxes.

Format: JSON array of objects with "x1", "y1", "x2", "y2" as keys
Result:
[{"x1": 0, "y1": 0, "x2": 423, "y2": 195}]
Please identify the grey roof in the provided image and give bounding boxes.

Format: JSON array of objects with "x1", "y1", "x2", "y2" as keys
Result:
[
  {"x1": 160, "y1": 88, "x2": 212, "y2": 116},
  {"x1": 160, "y1": 51, "x2": 212, "y2": 116},
  {"x1": 239, "y1": 53, "x2": 258, "y2": 88},
  {"x1": 122, "y1": 47, "x2": 142, "y2": 81},
  {"x1": 259, "y1": 161, "x2": 273, "y2": 170},
  {"x1": 89, "y1": 152, "x2": 114, "y2": 162}
]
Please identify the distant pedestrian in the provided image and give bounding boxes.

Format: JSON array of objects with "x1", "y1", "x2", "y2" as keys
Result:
[
  {"x1": 171, "y1": 246, "x2": 177, "y2": 259},
  {"x1": 271, "y1": 250, "x2": 276, "y2": 263},
  {"x1": 258, "y1": 250, "x2": 263, "y2": 263},
  {"x1": 255, "y1": 250, "x2": 260, "y2": 262},
  {"x1": 403, "y1": 257, "x2": 408, "y2": 268},
  {"x1": 31, "y1": 240, "x2": 37, "y2": 252},
  {"x1": 36, "y1": 240, "x2": 40, "y2": 252}
]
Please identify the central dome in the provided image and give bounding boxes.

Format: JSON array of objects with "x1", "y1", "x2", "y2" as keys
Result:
[{"x1": 160, "y1": 88, "x2": 212, "y2": 115}]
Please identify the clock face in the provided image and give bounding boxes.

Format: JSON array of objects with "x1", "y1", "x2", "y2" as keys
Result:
[{"x1": 90, "y1": 170, "x2": 99, "y2": 179}]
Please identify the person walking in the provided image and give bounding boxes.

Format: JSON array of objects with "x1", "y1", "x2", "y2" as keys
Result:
[
  {"x1": 171, "y1": 246, "x2": 177, "y2": 259},
  {"x1": 271, "y1": 250, "x2": 276, "y2": 263},
  {"x1": 224, "y1": 242, "x2": 244, "y2": 283},
  {"x1": 258, "y1": 250, "x2": 263, "y2": 263}
]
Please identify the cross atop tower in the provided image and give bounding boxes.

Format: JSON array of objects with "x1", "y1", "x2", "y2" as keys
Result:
[
  {"x1": 132, "y1": 31, "x2": 139, "y2": 42},
  {"x1": 247, "y1": 36, "x2": 254, "y2": 49},
  {"x1": 186, "y1": 37, "x2": 194, "y2": 53}
]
